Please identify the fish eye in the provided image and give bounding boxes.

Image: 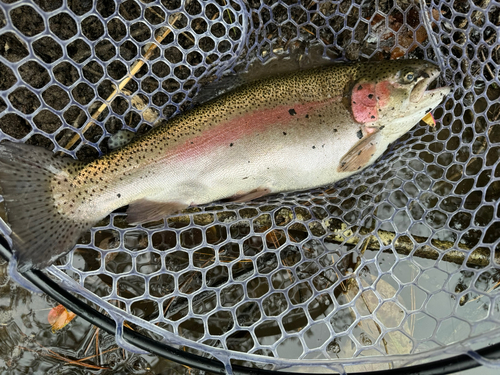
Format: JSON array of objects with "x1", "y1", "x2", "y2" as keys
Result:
[{"x1": 402, "y1": 71, "x2": 415, "y2": 83}]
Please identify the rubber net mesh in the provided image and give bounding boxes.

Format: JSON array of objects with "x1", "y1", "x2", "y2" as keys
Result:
[{"x1": 0, "y1": 0, "x2": 500, "y2": 372}]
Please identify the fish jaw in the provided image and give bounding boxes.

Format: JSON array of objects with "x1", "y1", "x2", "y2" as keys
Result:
[
  {"x1": 410, "y1": 64, "x2": 443, "y2": 103},
  {"x1": 381, "y1": 84, "x2": 450, "y2": 141},
  {"x1": 400, "y1": 62, "x2": 451, "y2": 131}
]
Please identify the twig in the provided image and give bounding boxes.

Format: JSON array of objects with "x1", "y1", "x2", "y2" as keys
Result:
[
  {"x1": 18, "y1": 345, "x2": 109, "y2": 370},
  {"x1": 481, "y1": 49, "x2": 496, "y2": 80},
  {"x1": 169, "y1": 213, "x2": 487, "y2": 267},
  {"x1": 75, "y1": 347, "x2": 119, "y2": 363},
  {"x1": 83, "y1": 326, "x2": 98, "y2": 356},
  {"x1": 493, "y1": 104, "x2": 500, "y2": 122},
  {"x1": 164, "y1": 254, "x2": 214, "y2": 315},
  {"x1": 60, "y1": 13, "x2": 183, "y2": 153},
  {"x1": 324, "y1": 218, "x2": 492, "y2": 267},
  {"x1": 95, "y1": 328, "x2": 99, "y2": 366},
  {"x1": 463, "y1": 279, "x2": 500, "y2": 305}
]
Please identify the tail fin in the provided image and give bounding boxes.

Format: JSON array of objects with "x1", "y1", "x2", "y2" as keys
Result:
[{"x1": 0, "y1": 142, "x2": 88, "y2": 271}]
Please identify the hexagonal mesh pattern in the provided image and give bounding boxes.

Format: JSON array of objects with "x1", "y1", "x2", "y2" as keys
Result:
[
  {"x1": 1, "y1": 0, "x2": 500, "y2": 372},
  {"x1": 0, "y1": 0, "x2": 246, "y2": 158}
]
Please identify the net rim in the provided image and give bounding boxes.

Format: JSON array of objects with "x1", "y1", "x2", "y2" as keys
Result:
[{"x1": 1, "y1": 0, "x2": 500, "y2": 371}]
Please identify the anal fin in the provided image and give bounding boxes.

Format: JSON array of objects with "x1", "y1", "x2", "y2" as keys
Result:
[
  {"x1": 126, "y1": 199, "x2": 187, "y2": 224},
  {"x1": 227, "y1": 188, "x2": 271, "y2": 203},
  {"x1": 337, "y1": 130, "x2": 380, "y2": 173}
]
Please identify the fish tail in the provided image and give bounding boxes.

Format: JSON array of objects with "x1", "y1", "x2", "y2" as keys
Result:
[{"x1": 0, "y1": 142, "x2": 88, "y2": 271}]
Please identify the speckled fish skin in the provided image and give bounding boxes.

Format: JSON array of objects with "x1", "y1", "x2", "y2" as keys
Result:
[{"x1": 0, "y1": 59, "x2": 450, "y2": 270}]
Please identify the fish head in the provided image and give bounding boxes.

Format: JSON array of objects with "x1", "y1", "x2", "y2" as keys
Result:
[{"x1": 350, "y1": 60, "x2": 451, "y2": 137}]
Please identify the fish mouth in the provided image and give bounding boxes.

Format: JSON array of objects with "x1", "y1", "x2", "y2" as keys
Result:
[{"x1": 410, "y1": 67, "x2": 451, "y2": 103}]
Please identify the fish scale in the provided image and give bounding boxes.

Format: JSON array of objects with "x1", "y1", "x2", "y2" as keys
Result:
[{"x1": 0, "y1": 59, "x2": 450, "y2": 271}]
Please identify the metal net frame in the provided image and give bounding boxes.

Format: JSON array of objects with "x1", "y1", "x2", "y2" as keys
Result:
[{"x1": 0, "y1": 0, "x2": 500, "y2": 373}]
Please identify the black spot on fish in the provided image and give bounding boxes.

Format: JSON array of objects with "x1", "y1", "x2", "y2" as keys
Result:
[
  {"x1": 371, "y1": 115, "x2": 375, "y2": 119},
  {"x1": 117, "y1": 193, "x2": 121, "y2": 198},
  {"x1": 243, "y1": 177, "x2": 248, "y2": 180},
  {"x1": 356, "y1": 130, "x2": 363, "y2": 139},
  {"x1": 305, "y1": 114, "x2": 309, "y2": 118},
  {"x1": 357, "y1": 85, "x2": 363, "y2": 91},
  {"x1": 283, "y1": 132, "x2": 287, "y2": 136},
  {"x1": 358, "y1": 150, "x2": 362, "y2": 155},
  {"x1": 379, "y1": 125, "x2": 385, "y2": 130},
  {"x1": 312, "y1": 146, "x2": 316, "y2": 149},
  {"x1": 368, "y1": 94, "x2": 374, "y2": 99},
  {"x1": 230, "y1": 143, "x2": 233, "y2": 147},
  {"x1": 289, "y1": 108, "x2": 297, "y2": 116},
  {"x1": 333, "y1": 129, "x2": 338, "y2": 133}
]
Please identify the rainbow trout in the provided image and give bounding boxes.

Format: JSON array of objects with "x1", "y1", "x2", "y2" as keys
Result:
[{"x1": 0, "y1": 60, "x2": 450, "y2": 270}]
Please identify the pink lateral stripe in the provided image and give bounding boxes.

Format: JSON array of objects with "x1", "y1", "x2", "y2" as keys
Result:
[{"x1": 172, "y1": 96, "x2": 339, "y2": 160}]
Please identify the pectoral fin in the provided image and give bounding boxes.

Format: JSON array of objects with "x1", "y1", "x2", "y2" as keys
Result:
[
  {"x1": 337, "y1": 130, "x2": 380, "y2": 173},
  {"x1": 126, "y1": 199, "x2": 187, "y2": 224}
]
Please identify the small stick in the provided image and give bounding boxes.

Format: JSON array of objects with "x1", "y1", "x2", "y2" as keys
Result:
[
  {"x1": 60, "y1": 13, "x2": 183, "y2": 153},
  {"x1": 76, "y1": 347, "x2": 119, "y2": 363},
  {"x1": 481, "y1": 49, "x2": 495, "y2": 80},
  {"x1": 83, "y1": 326, "x2": 98, "y2": 355},
  {"x1": 18, "y1": 345, "x2": 109, "y2": 370}
]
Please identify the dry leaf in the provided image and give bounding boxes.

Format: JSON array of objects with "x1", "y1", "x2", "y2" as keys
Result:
[
  {"x1": 48, "y1": 304, "x2": 76, "y2": 331},
  {"x1": 422, "y1": 112, "x2": 436, "y2": 127},
  {"x1": 369, "y1": 8, "x2": 442, "y2": 59},
  {"x1": 131, "y1": 95, "x2": 159, "y2": 123}
]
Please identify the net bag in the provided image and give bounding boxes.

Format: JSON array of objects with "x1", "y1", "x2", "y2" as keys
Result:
[{"x1": 0, "y1": 0, "x2": 500, "y2": 373}]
